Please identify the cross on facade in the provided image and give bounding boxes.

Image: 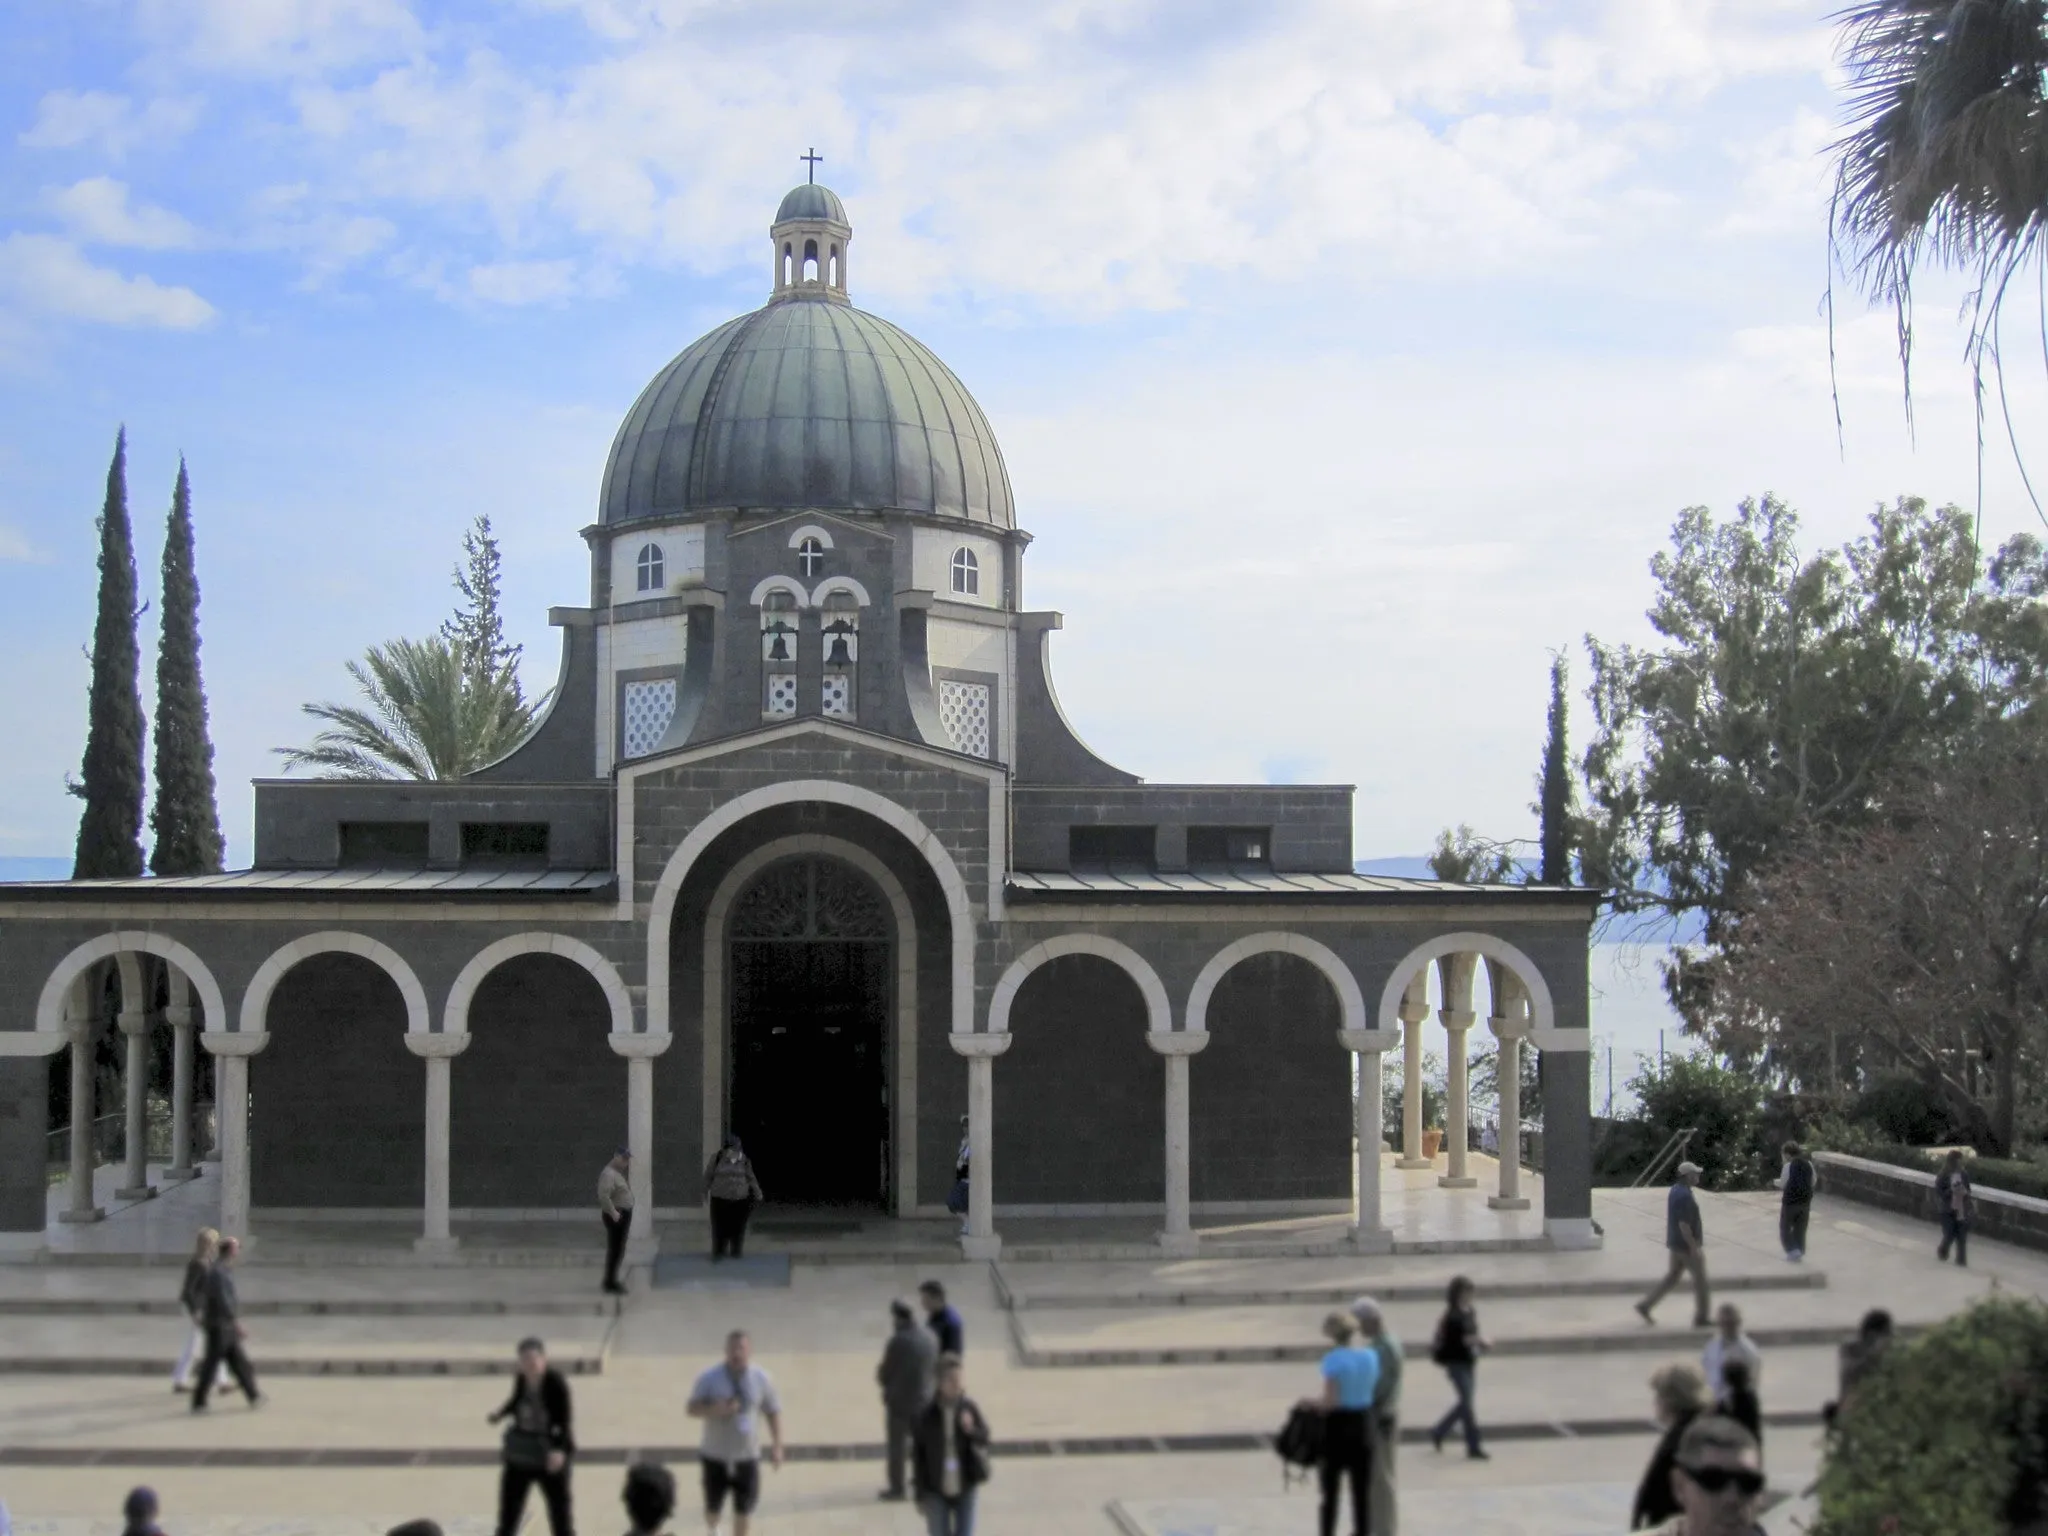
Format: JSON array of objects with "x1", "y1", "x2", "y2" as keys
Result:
[{"x1": 801, "y1": 148, "x2": 823, "y2": 183}]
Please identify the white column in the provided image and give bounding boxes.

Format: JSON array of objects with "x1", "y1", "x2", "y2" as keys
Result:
[
  {"x1": 950, "y1": 1032, "x2": 1012, "y2": 1260},
  {"x1": 610, "y1": 1033, "x2": 672, "y2": 1264},
  {"x1": 61, "y1": 1013, "x2": 104, "y2": 1224},
  {"x1": 116, "y1": 1006, "x2": 156, "y2": 1201},
  {"x1": 164, "y1": 969, "x2": 199, "y2": 1181},
  {"x1": 202, "y1": 1032, "x2": 269, "y2": 1243},
  {"x1": 1488, "y1": 970, "x2": 1532, "y2": 1211},
  {"x1": 1148, "y1": 1030, "x2": 1210, "y2": 1257},
  {"x1": 1340, "y1": 1028, "x2": 1396, "y2": 1250},
  {"x1": 1438, "y1": 952, "x2": 1478, "y2": 1189},
  {"x1": 405, "y1": 1032, "x2": 471, "y2": 1256},
  {"x1": 1395, "y1": 972, "x2": 1431, "y2": 1169}
]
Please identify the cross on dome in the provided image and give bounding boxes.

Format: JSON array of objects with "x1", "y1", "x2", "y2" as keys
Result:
[{"x1": 801, "y1": 147, "x2": 823, "y2": 182}]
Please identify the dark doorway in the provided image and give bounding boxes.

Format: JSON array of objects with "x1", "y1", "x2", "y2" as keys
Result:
[{"x1": 729, "y1": 856, "x2": 891, "y2": 1206}]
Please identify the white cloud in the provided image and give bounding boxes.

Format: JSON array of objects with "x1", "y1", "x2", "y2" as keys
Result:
[
  {"x1": 137, "y1": 0, "x2": 421, "y2": 74},
  {"x1": 18, "y1": 90, "x2": 202, "y2": 156},
  {"x1": 466, "y1": 257, "x2": 576, "y2": 305},
  {"x1": 0, "y1": 525, "x2": 41, "y2": 562},
  {"x1": 0, "y1": 236, "x2": 216, "y2": 329},
  {"x1": 49, "y1": 178, "x2": 199, "y2": 250}
]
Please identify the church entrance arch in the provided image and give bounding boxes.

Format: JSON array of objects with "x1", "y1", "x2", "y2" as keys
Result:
[{"x1": 726, "y1": 855, "x2": 894, "y2": 1207}]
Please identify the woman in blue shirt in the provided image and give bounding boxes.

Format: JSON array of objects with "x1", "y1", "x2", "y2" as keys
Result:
[{"x1": 1314, "y1": 1312, "x2": 1380, "y2": 1536}]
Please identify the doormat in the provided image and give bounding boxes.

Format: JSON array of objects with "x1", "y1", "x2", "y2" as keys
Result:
[
  {"x1": 751, "y1": 1219, "x2": 867, "y2": 1236},
  {"x1": 652, "y1": 1254, "x2": 793, "y2": 1288}
]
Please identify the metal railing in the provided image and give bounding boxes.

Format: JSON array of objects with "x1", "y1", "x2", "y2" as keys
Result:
[
  {"x1": 46, "y1": 1101, "x2": 211, "y2": 1178},
  {"x1": 1631, "y1": 1126, "x2": 1698, "y2": 1188}
]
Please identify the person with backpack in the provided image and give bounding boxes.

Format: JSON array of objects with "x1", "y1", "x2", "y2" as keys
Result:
[
  {"x1": 1935, "y1": 1149, "x2": 1973, "y2": 1266},
  {"x1": 1308, "y1": 1311, "x2": 1379, "y2": 1536},
  {"x1": 1776, "y1": 1142, "x2": 1815, "y2": 1261},
  {"x1": 1429, "y1": 1275, "x2": 1488, "y2": 1460},
  {"x1": 487, "y1": 1336, "x2": 575, "y2": 1536},
  {"x1": 703, "y1": 1135, "x2": 764, "y2": 1261}
]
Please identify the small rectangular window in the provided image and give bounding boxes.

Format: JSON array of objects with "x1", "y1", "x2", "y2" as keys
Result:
[
  {"x1": 1188, "y1": 826, "x2": 1272, "y2": 868},
  {"x1": 1069, "y1": 825, "x2": 1157, "y2": 872},
  {"x1": 338, "y1": 821, "x2": 430, "y2": 867},
  {"x1": 460, "y1": 822, "x2": 550, "y2": 866}
]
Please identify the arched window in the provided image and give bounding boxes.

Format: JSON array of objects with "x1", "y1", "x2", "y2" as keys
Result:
[
  {"x1": 782, "y1": 243, "x2": 793, "y2": 285},
  {"x1": 636, "y1": 543, "x2": 664, "y2": 593},
  {"x1": 797, "y1": 536, "x2": 826, "y2": 579},
  {"x1": 829, "y1": 245, "x2": 839, "y2": 286},
  {"x1": 950, "y1": 546, "x2": 980, "y2": 596},
  {"x1": 803, "y1": 238, "x2": 819, "y2": 282}
]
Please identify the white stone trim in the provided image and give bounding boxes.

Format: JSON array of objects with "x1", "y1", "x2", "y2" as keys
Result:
[
  {"x1": 810, "y1": 575, "x2": 871, "y2": 607},
  {"x1": 700, "y1": 834, "x2": 922, "y2": 1215},
  {"x1": 443, "y1": 931, "x2": 634, "y2": 1035},
  {"x1": 786, "y1": 524, "x2": 835, "y2": 550},
  {"x1": 1373, "y1": 931, "x2": 1556, "y2": 1037},
  {"x1": 748, "y1": 574, "x2": 809, "y2": 608},
  {"x1": 986, "y1": 934, "x2": 1172, "y2": 1035},
  {"x1": 1184, "y1": 931, "x2": 1365, "y2": 1037},
  {"x1": 33, "y1": 931, "x2": 228, "y2": 1039},
  {"x1": 645, "y1": 778, "x2": 976, "y2": 1037},
  {"x1": 239, "y1": 931, "x2": 431, "y2": 1035}
]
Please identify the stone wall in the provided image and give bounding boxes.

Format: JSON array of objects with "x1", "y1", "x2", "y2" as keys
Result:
[{"x1": 1814, "y1": 1151, "x2": 2048, "y2": 1253}]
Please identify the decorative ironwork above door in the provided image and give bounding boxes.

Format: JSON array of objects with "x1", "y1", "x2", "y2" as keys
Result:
[{"x1": 730, "y1": 857, "x2": 890, "y2": 941}]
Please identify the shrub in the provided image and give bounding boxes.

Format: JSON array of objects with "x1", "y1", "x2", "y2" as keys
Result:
[
  {"x1": 1815, "y1": 1294, "x2": 2048, "y2": 1536},
  {"x1": 1849, "y1": 1073, "x2": 1961, "y2": 1146},
  {"x1": 1627, "y1": 1051, "x2": 1774, "y2": 1190}
]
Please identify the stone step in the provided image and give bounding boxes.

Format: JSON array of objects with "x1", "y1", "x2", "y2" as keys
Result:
[
  {"x1": 997, "y1": 1267, "x2": 1828, "y2": 1310},
  {"x1": 0, "y1": 1297, "x2": 616, "y2": 1317},
  {"x1": 0, "y1": 1353, "x2": 605, "y2": 1377}
]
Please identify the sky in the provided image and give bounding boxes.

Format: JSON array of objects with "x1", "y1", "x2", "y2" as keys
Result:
[{"x1": 2, "y1": 0, "x2": 2043, "y2": 977}]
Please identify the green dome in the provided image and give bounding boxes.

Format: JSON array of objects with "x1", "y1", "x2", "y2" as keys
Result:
[
  {"x1": 775, "y1": 183, "x2": 847, "y2": 224},
  {"x1": 599, "y1": 300, "x2": 1015, "y2": 528}
]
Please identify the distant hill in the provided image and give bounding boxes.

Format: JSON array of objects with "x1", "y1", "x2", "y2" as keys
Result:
[
  {"x1": 1354, "y1": 856, "x2": 1434, "y2": 879},
  {"x1": 0, "y1": 857, "x2": 71, "y2": 883}
]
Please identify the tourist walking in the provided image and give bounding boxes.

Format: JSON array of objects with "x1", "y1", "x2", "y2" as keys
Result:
[
  {"x1": 946, "y1": 1116, "x2": 971, "y2": 1234},
  {"x1": 120, "y1": 1487, "x2": 165, "y2": 1536},
  {"x1": 1635, "y1": 1160, "x2": 1711, "y2": 1328},
  {"x1": 171, "y1": 1226, "x2": 220, "y2": 1393},
  {"x1": 1309, "y1": 1311, "x2": 1379, "y2": 1536},
  {"x1": 1936, "y1": 1149, "x2": 1973, "y2": 1266},
  {"x1": 1650, "y1": 1414, "x2": 1766, "y2": 1536},
  {"x1": 1352, "y1": 1295, "x2": 1402, "y2": 1536},
  {"x1": 911, "y1": 1353, "x2": 990, "y2": 1536},
  {"x1": 599, "y1": 1148, "x2": 634, "y2": 1295},
  {"x1": 920, "y1": 1280, "x2": 964, "y2": 1356},
  {"x1": 1699, "y1": 1304, "x2": 1761, "y2": 1401},
  {"x1": 487, "y1": 1336, "x2": 575, "y2": 1536},
  {"x1": 190, "y1": 1236, "x2": 261, "y2": 1411},
  {"x1": 1631, "y1": 1362, "x2": 1708, "y2": 1529},
  {"x1": 877, "y1": 1298, "x2": 938, "y2": 1501},
  {"x1": 1428, "y1": 1275, "x2": 1488, "y2": 1460},
  {"x1": 1776, "y1": 1142, "x2": 1814, "y2": 1261},
  {"x1": 687, "y1": 1329, "x2": 783, "y2": 1536},
  {"x1": 704, "y1": 1135, "x2": 764, "y2": 1261},
  {"x1": 622, "y1": 1460, "x2": 677, "y2": 1536}
]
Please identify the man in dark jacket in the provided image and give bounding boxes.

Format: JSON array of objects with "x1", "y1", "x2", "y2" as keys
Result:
[
  {"x1": 1635, "y1": 1161, "x2": 1711, "y2": 1329},
  {"x1": 1777, "y1": 1142, "x2": 1815, "y2": 1261},
  {"x1": 190, "y1": 1237, "x2": 261, "y2": 1410},
  {"x1": 911, "y1": 1354, "x2": 989, "y2": 1536},
  {"x1": 1936, "y1": 1149, "x2": 1973, "y2": 1266},
  {"x1": 919, "y1": 1280, "x2": 964, "y2": 1356},
  {"x1": 488, "y1": 1336, "x2": 575, "y2": 1536},
  {"x1": 876, "y1": 1298, "x2": 937, "y2": 1501}
]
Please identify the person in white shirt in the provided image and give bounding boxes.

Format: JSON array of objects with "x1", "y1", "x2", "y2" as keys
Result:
[
  {"x1": 686, "y1": 1330, "x2": 782, "y2": 1536},
  {"x1": 1699, "y1": 1303, "x2": 1761, "y2": 1403},
  {"x1": 597, "y1": 1150, "x2": 634, "y2": 1296}
]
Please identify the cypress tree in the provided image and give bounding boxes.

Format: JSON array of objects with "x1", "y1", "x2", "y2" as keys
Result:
[
  {"x1": 149, "y1": 458, "x2": 224, "y2": 875},
  {"x1": 70, "y1": 429, "x2": 147, "y2": 879},
  {"x1": 1536, "y1": 654, "x2": 1573, "y2": 886}
]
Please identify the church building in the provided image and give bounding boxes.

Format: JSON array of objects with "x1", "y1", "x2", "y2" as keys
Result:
[{"x1": 0, "y1": 182, "x2": 1600, "y2": 1259}]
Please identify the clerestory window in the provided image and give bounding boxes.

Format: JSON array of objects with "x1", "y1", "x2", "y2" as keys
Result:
[
  {"x1": 636, "y1": 542, "x2": 664, "y2": 593},
  {"x1": 950, "y1": 546, "x2": 979, "y2": 596}
]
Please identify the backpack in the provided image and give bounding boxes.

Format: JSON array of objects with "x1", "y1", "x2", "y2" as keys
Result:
[
  {"x1": 1274, "y1": 1404, "x2": 1324, "y2": 1485},
  {"x1": 1429, "y1": 1313, "x2": 1456, "y2": 1366}
]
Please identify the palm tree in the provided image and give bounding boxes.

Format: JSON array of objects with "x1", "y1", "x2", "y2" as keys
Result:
[
  {"x1": 276, "y1": 635, "x2": 543, "y2": 780},
  {"x1": 1830, "y1": 1, "x2": 2048, "y2": 421}
]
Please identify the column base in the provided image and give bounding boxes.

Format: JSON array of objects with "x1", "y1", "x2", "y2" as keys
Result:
[
  {"x1": 1156, "y1": 1230, "x2": 1200, "y2": 1258},
  {"x1": 162, "y1": 1166, "x2": 201, "y2": 1183},
  {"x1": 59, "y1": 1207, "x2": 106, "y2": 1224},
  {"x1": 1437, "y1": 1176, "x2": 1479, "y2": 1189},
  {"x1": 960, "y1": 1233, "x2": 1003, "y2": 1261},
  {"x1": 116, "y1": 1184, "x2": 157, "y2": 1201},
  {"x1": 1349, "y1": 1225, "x2": 1394, "y2": 1254},
  {"x1": 625, "y1": 1234, "x2": 659, "y2": 1266},
  {"x1": 413, "y1": 1235, "x2": 461, "y2": 1259},
  {"x1": 1487, "y1": 1195, "x2": 1531, "y2": 1210},
  {"x1": 0, "y1": 1231, "x2": 47, "y2": 1261},
  {"x1": 1545, "y1": 1217, "x2": 1602, "y2": 1251},
  {"x1": 1394, "y1": 1158, "x2": 1433, "y2": 1170}
]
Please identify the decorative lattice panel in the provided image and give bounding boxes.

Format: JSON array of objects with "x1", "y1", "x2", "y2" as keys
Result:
[
  {"x1": 766, "y1": 673, "x2": 798, "y2": 716},
  {"x1": 937, "y1": 679, "x2": 991, "y2": 758},
  {"x1": 730, "y1": 857, "x2": 889, "y2": 940},
  {"x1": 620, "y1": 678, "x2": 677, "y2": 759},
  {"x1": 822, "y1": 674, "x2": 853, "y2": 718}
]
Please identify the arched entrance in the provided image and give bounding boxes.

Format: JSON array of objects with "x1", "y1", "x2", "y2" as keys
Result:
[{"x1": 727, "y1": 855, "x2": 893, "y2": 1206}]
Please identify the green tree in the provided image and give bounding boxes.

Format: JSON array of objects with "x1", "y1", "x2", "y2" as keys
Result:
[
  {"x1": 1427, "y1": 824, "x2": 1521, "y2": 884},
  {"x1": 1626, "y1": 1051, "x2": 1770, "y2": 1191},
  {"x1": 443, "y1": 513, "x2": 521, "y2": 693},
  {"x1": 1534, "y1": 653, "x2": 1573, "y2": 885},
  {"x1": 148, "y1": 459, "x2": 224, "y2": 875},
  {"x1": 277, "y1": 635, "x2": 539, "y2": 781},
  {"x1": 69, "y1": 429, "x2": 147, "y2": 879}
]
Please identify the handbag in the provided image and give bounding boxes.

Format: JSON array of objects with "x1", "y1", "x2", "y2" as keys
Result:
[
  {"x1": 945, "y1": 1178, "x2": 970, "y2": 1215},
  {"x1": 1274, "y1": 1403, "x2": 1324, "y2": 1486}
]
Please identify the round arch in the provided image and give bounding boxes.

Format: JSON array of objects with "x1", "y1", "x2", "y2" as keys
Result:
[
  {"x1": 647, "y1": 778, "x2": 974, "y2": 1037},
  {"x1": 748, "y1": 574, "x2": 809, "y2": 608},
  {"x1": 1373, "y1": 931, "x2": 1555, "y2": 1037},
  {"x1": 988, "y1": 934, "x2": 1172, "y2": 1036},
  {"x1": 35, "y1": 931, "x2": 228, "y2": 1039},
  {"x1": 810, "y1": 575, "x2": 871, "y2": 607},
  {"x1": 444, "y1": 933, "x2": 633, "y2": 1036},
  {"x1": 239, "y1": 931, "x2": 431, "y2": 1035},
  {"x1": 1185, "y1": 932, "x2": 1364, "y2": 1037}
]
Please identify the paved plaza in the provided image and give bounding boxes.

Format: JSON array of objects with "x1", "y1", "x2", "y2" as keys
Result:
[{"x1": 0, "y1": 1175, "x2": 2027, "y2": 1532}]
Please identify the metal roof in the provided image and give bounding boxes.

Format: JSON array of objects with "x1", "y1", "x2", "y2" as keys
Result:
[
  {"x1": 775, "y1": 183, "x2": 847, "y2": 224},
  {"x1": 1005, "y1": 869, "x2": 1591, "y2": 904},
  {"x1": 0, "y1": 867, "x2": 615, "y2": 902}
]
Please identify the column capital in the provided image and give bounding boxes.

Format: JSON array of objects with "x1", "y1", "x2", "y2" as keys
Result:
[
  {"x1": 201, "y1": 1030, "x2": 270, "y2": 1058},
  {"x1": 404, "y1": 1032, "x2": 472, "y2": 1059},
  {"x1": 608, "y1": 1032, "x2": 673, "y2": 1060},
  {"x1": 117, "y1": 1009, "x2": 152, "y2": 1037},
  {"x1": 1488, "y1": 1014, "x2": 1530, "y2": 1043},
  {"x1": 164, "y1": 1006, "x2": 196, "y2": 1029},
  {"x1": 949, "y1": 1031, "x2": 1013, "y2": 1059},
  {"x1": 1146, "y1": 1030, "x2": 1209, "y2": 1057},
  {"x1": 62, "y1": 1015, "x2": 101, "y2": 1047},
  {"x1": 1438, "y1": 1008, "x2": 1477, "y2": 1032},
  {"x1": 1338, "y1": 1028, "x2": 1399, "y2": 1054},
  {"x1": 1396, "y1": 1001, "x2": 1429, "y2": 1027}
]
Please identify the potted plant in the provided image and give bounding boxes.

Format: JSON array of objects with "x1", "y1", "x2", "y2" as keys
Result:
[{"x1": 1422, "y1": 1125, "x2": 1444, "y2": 1160}]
